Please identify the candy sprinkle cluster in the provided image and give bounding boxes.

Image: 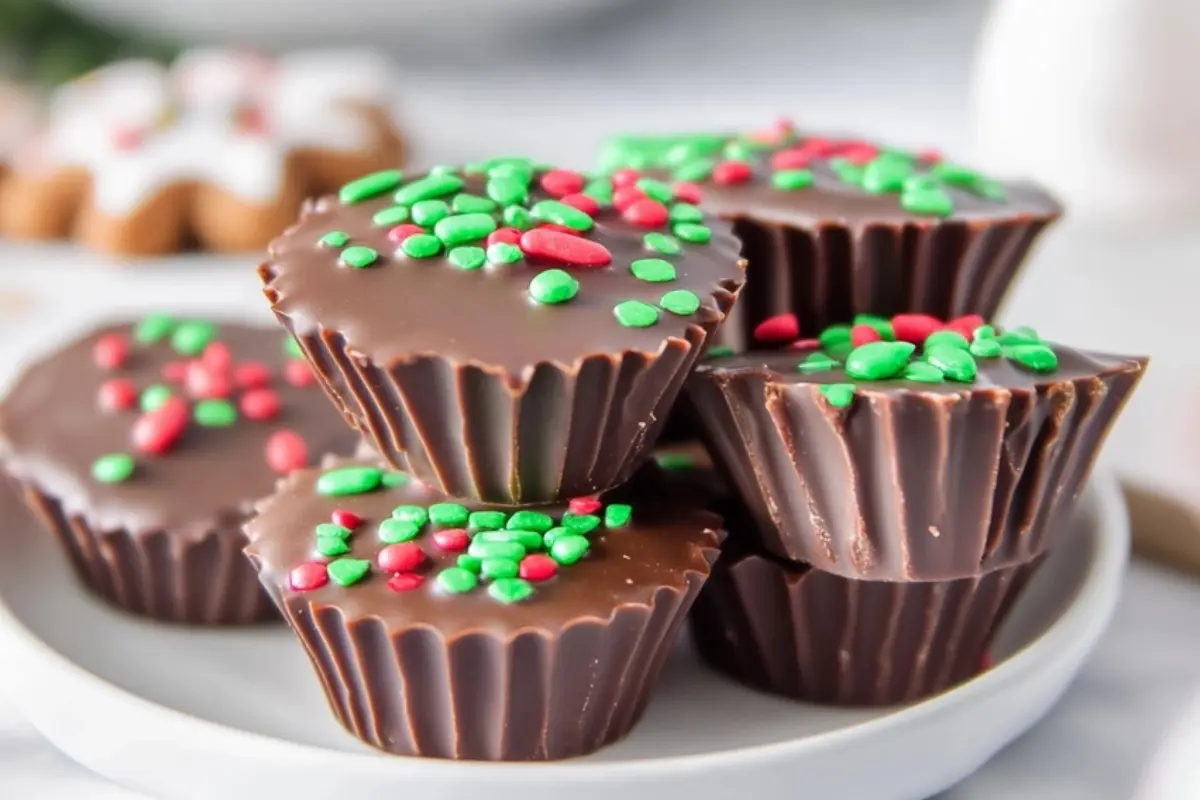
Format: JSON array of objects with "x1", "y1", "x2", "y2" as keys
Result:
[
  {"x1": 88, "y1": 315, "x2": 319, "y2": 484},
  {"x1": 287, "y1": 465, "x2": 633, "y2": 605},
  {"x1": 599, "y1": 119, "x2": 1009, "y2": 218},
  {"x1": 327, "y1": 159, "x2": 714, "y2": 329}
]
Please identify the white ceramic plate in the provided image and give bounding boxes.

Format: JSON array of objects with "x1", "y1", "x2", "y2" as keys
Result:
[{"x1": 0, "y1": 472, "x2": 1127, "y2": 800}]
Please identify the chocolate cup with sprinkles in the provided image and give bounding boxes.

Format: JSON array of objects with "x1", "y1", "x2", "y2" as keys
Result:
[
  {"x1": 0, "y1": 318, "x2": 359, "y2": 624},
  {"x1": 598, "y1": 122, "x2": 1061, "y2": 348},
  {"x1": 683, "y1": 318, "x2": 1147, "y2": 579},
  {"x1": 243, "y1": 458, "x2": 724, "y2": 761},
  {"x1": 260, "y1": 160, "x2": 745, "y2": 504},
  {"x1": 690, "y1": 544, "x2": 1040, "y2": 706}
]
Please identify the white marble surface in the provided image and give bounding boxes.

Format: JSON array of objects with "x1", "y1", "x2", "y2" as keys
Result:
[{"x1": 2, "y1": 0, "x2": 1199, "y2": 796}]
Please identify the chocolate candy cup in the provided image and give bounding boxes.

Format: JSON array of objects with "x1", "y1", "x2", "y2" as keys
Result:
[
  {"x1": 684, "y1": 344, "x2": 1146, "y2": 579},
  {"x1": 244, "y1": 458, "x2": 724, "y2": 760},
  {"x1": 691, "y1": 548, "x2": 1039, "y2": 706},
  {"x1": 260, "y1": 162, "x2": 745, "y2": 504}
]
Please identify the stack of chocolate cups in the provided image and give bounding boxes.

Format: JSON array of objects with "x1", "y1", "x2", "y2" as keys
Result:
[{"x1": 601, "y1": 123, "x2": 1147, "y2": 706}]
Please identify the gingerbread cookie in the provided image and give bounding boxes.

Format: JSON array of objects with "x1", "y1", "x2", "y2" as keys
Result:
[{"x1": 0, "y1": 49, "x2": 404, "y2": 256}]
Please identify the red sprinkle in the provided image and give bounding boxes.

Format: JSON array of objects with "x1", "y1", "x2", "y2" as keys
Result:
[
  {"x1": 980, "y1": 651, "x2": 994, "y2": 670},
  {"x1": 610, "y1": 168, "x2": 640, "y2": 188},
  {"x1": 950, "y1": 314, "x2": 986, "y2": 339},
  {"x1": 536, "y1": 223, "x2": 583, "y2": 237},
  {"x1": 798, "y1": 137, "x2": 837, "y2": 158},
  {"x1": 202, "y1": 341, "x2": 232, "y2": 373},
  {"x1": 240, "y1": 388, "x2": 281, "y2": 421},
  {"x1": 621, "y1": 198, "x2": 670, "y2": 228},
  {"x1": 284, "y1": 359, "x2": 315, "y2": 388},
  {"x1": 431, "y1": 528, "x2": 469, "y2": 553},
  {"x1": 132, "y1": 396, "x2": 189, "y2": 455},
  {"x1": 162, "y1": 360, "x2": 188, "y2": 383},
  {"x1": 558, "y1": 192, "x2": 599, "y2": 216},
  {"x1": 891, "y1": 313, "x2": 943, "y2": 344},
  {"x1": 539, "y1": 169, "x2": 585, "y2": 197},
  {"x1": 387, "y1": 223, "x2": 425, "y2": 244},
  {"x1": 753, "y1": 313, "x2": 800, "y2": 344},
  {"x1": 519, "y1": 554, "x2": 558, "y2": 582},
  {"x1": 97, "y1": 378, "x2": 137, "y2": 411},
  {"x1": 787, "y1": 337, "x2": 821, "y2": 351},
  {"x1": 519, "y1": 229, "x2": 612, "y2": 267},
  {"x1": 486, "y1": 227, "x2": 522, "y2": 246},
  {"x1": 331, "y1": 509, "x2": 362, "y2": 530},
  {"x1": 265, "y1": 429, "x2": 309, "y2": 474},
  {"x1": 387, "y1": 573, "x2": 425, "y2": 593},
  {"x1": 234, "y1": 361, "x2": 272, "y2": 389},
  {"x1": 838, "y1": 142, "x2": 880, "y2": 165},
  {"x1": 289, "y1": 562, "x2": 328, "y2": 592},
  {"x1": 568, "y1": 497, "x2": 602, "y2": 515},
  {"x1": 186, "y1": 361, "x2": 231, "y2": 400},
  {"x1": 712, "y1": 160, "x2": 752, "y2": 185},
  {"x1": 92, "y1": 334, "x2": 128, "y2": 370},
  {"x1": 771, "y1": 148, "x2": 813, "y2": 171},
  {"x1": 378, "y1": 542, "x2": 426, "y2": 573},
  {"x1": 671, "y1": 181, "x2": 703, "y2": 204},
  {"x1": 851, "y1": 324, "x2": 882, "y2": 347},
  {"x1": 917, "y1": 148, "x2": 943, "y2": 164},
  {"x1": 611, "y1": 185, "x2": 647, "y2": 212}
]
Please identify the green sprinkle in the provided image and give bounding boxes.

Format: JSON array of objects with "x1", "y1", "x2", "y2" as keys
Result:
[
  {"x1": 583, "y1": 179, "x2": 614, "y2": 205},
  {"x1": 371, "y1": 206, "x2": 409, "y2": 227},
  {"x1": 391, "y1": 505, "x2": 429, "y2": 527},
  {"x1": 614, "y1": 300, "x2": 659, "y2": 328},
  {"x1": 644, "y1": 232, "x2": 681, "y2": 255},
  {"x1": 969, "y1": 338, "x2": 1003, "y2": 359},
  {"x1": 543, "y1": 527, "x2": 567, "y2": 549},
  {"x1": 996, "y1": 326, "x2": 1041, "y2": 345},
  {"x1": 171, "y1": 320, "x2": 216, "y2": 356},
  {"x1": 660, "y1": 289, "x2": 700, "y2": 316},
  {"x1": 562, "y1": 513, "x2": 600, "y2": 535},
  {"x1": 411, "y1": 199, "x2": 451, "y2": 227},
  {"x1": 401, "y1": 234, "x2": 441, "y2": 259},
  {"x1": 502, "y1": 205, "x2": 534, "y2": 230},
  {"x1": 820, "y1": 383, "x2": 856, "y2": 408},
  {"x1": 284, "y1": 336, "x2": 303, "y2": 359},
  {"x1": 139, "y1": 384, "x2": 171, "y2": 412},
  {"x1": 723, "y1": 140, "x2": 753, "y2": 161},
  {"x1": 861, "y1": 156, "x2": 914, "y2": 194},
  {"x1": 315, "y1": 523, "x2": 352, "y2": 540},
  {"x1": 91, "y1": 453, "x2": 134, "y2": 483},
  {"x1": 845, "y1": 341, "x2": 916, "y2": 380},
  {"x1": 798, "y1": 354, "x2": 839, "y2": 373},
  {"x1": 630, "y1": 257, "x2": 677, "y2": 283},
  {"x1": 315, "y1": 535, "x2": 350, "y2": 557},
  {"x1": 452, "y1": 193, "x2": 497, "y2": 214},
  {"x1": 974, "y1": 178, "x2": 1008, "y2": 202},
  {"x1": 706, "y1": 345, "x2": 735, "y2": 359},
  {"x1": 488, "y1": 577, "x2": 534, "y2": 604},
  {"x1": 134, "y1": 314, "x2": 176, "y2": 344},
  {"x1": 926, "y1": 345, "x2": 978, "y2": 383},
  {"x1": 437, "y1": 566, "x2": 478, "y2": 594},
  {"x1": 378, "y1": 518, "x2": 421, "y2": 544},
  {"x1": 772, "y1": 169, "x2": 815, "y2": 191},
  {"x1": 327, "y1": 558, "x2": 370, "y2": 587},
  {"x1": 925, "y1": 330, "x2": 970, "y2": 351},
  {"x1": 673, "y1": 223, "x2": 711, "y2": 244},
  {"x1": 457, "y1": 555, "x2": 482, "y2": 574},
  {"x1": 316, "y1": 466, "x2": 383, "y2": 496},
  {"x1": 550, "y1": 534, "x2": 589, "y2": 565},
  {"x1": 507, "y1": 510, "x2": 554, "y2": 533},
  {"x1": 853, "y1": 314, "x2": 895, "y2": 341},
  {"x1": 529, "y1": 269, "x2": 580, "y2": 305},
  {"x1": 932, "y1": 162, "x2": 981, "y2": 186},
  {"x1": 468, "y1": 541, "x2": 526, "y2": 561},
  {"x1": 530, "y1": 200, "x2": 594, "y2": 232},
  {"x1": 904, "y1": 173, "x2": 940, "y2": 193},
  {"x1": 429, "y1": 503, "x2": 469, "y2": 527},
  {"x1": 819, "y1": 324, "x2": 853, "y2": 351},
  {"x1": 655, "y1": 452, "x2": 695, "y2": 471},
  {"x1": 475, "y1": 530, "x2": 543, "y2": 551},
  {"x1": 488, "y1": 176, "x2": 528, "y2": 207},
  {"x1": 673, "y1": 158, "x2": 715, "y2": 182},
  {"x1": 830, "y1": 158, "x2": 865, "y2": 186},
  {"x1": 604, "y1": 503, "x2": 632, "y2": 528},
  {"x1": 635, "y1": 178, "x2": 674, "y2": 203},
  {"x1": 434, "y1": 213, "x2": 498, "y2": 247},
  {"x1": 902, "y1": 188, "x2": 954, "y2": 217},
  {"x1": 428, "y1": 164, "x2": 458, "y2": 176},
  {"x1": 193, "y1": 399, "x2": 236, "y2": 427},
  {"x1": 668, "y1": 203, "x2": 704, "y2": 224},
  {"x1": 481, "y1": 558, "x2": 520, "y2": 581},
  {"x1": 393, "y1": 173, "x2": 463, "y2": 205},
  {"x1": 974, "y1": 325, "x2": 997, "y2": 341},
  {"x1": 468, "y1": 510, "x2": 508, "y2": 532},
  {"x1": 903, "y1": 361, "x2": 945, "y2": 383},
  {"x1": 448, "y1": 246, "x2": 486, "y2": 270},
  {"x1": 1005, "y1": 343, "x2": 1059, "y2": 373},
  {"x1": 340, "y1": 246, "x2": 379, "y2": 269},
  {"x1": 487, "y1": 242, "x2": 523, "y2": 265},
  {"x1": 320, "y1": 230, "x2": 351, "y2": 247},
  {"x1": 340, "y1": 169, "x2": 403, "y2": 204},
  {"x1": 381, "y1": 471, "x2": 409, "y2": 489}
]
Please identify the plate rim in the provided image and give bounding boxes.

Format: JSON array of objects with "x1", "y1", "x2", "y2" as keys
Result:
[{"x1": 0, "y1": 471, "x2": 1129, "y2": 780}]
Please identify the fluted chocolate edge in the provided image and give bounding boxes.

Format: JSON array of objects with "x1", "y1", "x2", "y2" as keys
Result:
[
  {"x1": 691, "y1": 551, "x2": 1039, "y2": 706},
  {"x1": 12, "y1": 479, "x2": 275, "y2": 625},
  {"x1": 685, "y1": 357, "x2": 1145, "y2": 579}
]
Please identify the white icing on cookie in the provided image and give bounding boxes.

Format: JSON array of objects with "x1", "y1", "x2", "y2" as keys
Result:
[{"x1": 0, "y1": 84, "x2": 37, "y2": 164}]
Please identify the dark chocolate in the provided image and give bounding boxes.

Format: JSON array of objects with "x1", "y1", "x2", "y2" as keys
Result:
[
  {"x1": 684, "y1": 340, "x2": 1146, "y2": 579},
  {"x1": 243, "y1": 458, "x2": 723, "y2": 760},
  {"x1": 260, "y1": 161, "x2": 745, "y2": 504},
  {"x1": 0, "y1": 319, "x2": 359, "y2": 623}
]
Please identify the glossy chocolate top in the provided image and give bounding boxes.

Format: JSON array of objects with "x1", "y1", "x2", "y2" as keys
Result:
[
  {"x1": 0, "y1": 318, "x2": 358, "y2": 537},
  {"x1": 244, "y1": 458, "x2": 724, "y2": 637},
  {"x1": 262, "y1": 160, "x2": 745, "y2": 374}
]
